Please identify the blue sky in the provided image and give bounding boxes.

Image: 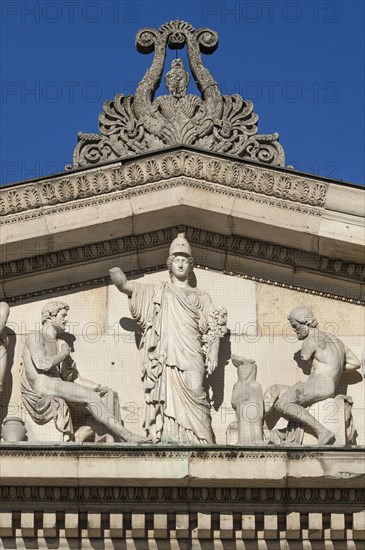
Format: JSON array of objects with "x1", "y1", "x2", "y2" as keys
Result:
[{"x1": 1, "y1": 0, "x2": 364, "y2": 185}]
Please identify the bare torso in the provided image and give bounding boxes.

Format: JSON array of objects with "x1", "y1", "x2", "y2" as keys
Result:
[
  {"x1": 303, "y1": 330, "x2": 346, "y2": 393},
  {"x1": 23, "y1": 332, "x2": 62, "y2": 396}
]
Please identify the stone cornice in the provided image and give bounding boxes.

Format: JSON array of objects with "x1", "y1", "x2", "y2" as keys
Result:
[
  {"x1": 1, "y1": 448, "x2": 364, "y2": 541},
  {"x1": 1, "y1": 446, "x2": 364, "y2": 488},
  {"x1": 1, "y1": 226, "x2": 364, "y2": 304},
  {"x1": 1, "y1": 443, "x2": 365, "y2": 455},
  {"x1": 0, "y1": 150, "x2": 329, "y2": 223}
]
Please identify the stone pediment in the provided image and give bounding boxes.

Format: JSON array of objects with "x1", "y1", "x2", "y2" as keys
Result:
[
  {"x1": 73, "y1": 20, "x2": 285, "y2": 168},
  {"x1": 1, "y1": 148, "x2": 364, "y2": 303},
  {"x1": 1, "y1": 19, "x2": 364, "y2": 550}
]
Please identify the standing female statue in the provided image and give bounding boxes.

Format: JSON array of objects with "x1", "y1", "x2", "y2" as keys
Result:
[{"x1": 110, "y1": 234, "x2": 227, "y2": 444}]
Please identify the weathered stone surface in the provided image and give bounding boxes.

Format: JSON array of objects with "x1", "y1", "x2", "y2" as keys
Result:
[
  {"x1": 0, "y1": 447, "x2": 364, "y2": 487},
  {"x1": 1, "y1": 150, "x2": 363, "y2": 308},
  {"x1": 257, "y1": 283, "x2": 365, "y2": 336}
]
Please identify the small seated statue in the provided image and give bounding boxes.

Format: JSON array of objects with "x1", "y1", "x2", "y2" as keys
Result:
[
  {"x1": 228, "y1": 355, "x2": 264, "y2": 445},
  {"x1": 264, "y1": 306, "x2": 361, "y2": 446},
  {"x1": 21, "y1": 301, "x2": 145, "y2": 443}
]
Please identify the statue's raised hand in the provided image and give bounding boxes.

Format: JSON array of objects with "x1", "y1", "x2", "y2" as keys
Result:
[{"x1": 109, "y1": 267, "x2": 134, "y2": 296}]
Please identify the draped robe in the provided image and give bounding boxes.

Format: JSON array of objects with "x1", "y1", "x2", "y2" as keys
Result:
[{"x1": 129, "y1": 281, "x2": 220, "y2": 444}]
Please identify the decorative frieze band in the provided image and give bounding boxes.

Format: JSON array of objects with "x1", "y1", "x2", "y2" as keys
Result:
[
  {"x1": 1, "y1": 226, "x2": 364, "y2": 291},
  {"x1": 2, "y1": 266, "x2": 364, "y2": 306},
  {"x1": 0, "y1": 485, "x2": 364, "y2": 506},
  {"x1": 0, "y1": 508, "x2": 364, "y2": 541},
  {"x1": 0, "y1": 150, "x2": 328, "y2": 223}
]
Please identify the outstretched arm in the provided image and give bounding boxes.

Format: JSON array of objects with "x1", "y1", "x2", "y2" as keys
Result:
[{"x1": 109, "y1": 267, "x2": 134, "y2": 297}]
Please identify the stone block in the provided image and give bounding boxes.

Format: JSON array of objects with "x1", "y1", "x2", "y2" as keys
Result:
[
  {"x1": 242, "y1": 514, "x2": 256, "y2": 539},
  {"x1": 87, "y1": 513, "x2": 102, "y2": 538},
  {"x1": 316, "y1": 395, "x2": 351, "y2": 446},
  {"x1": 194, "y1": 512, "x2": 211, "y2": 539},
  {"x1": 219, "y1": 512, "x2": 234, "y2": 538},
  {"x1": 0, "y1": 512, "x2": 13, "y2": 537},
  {"x1": 64, "y1": 512, "x2": 79, "y2": 538},
  {"x1": 263, "y1": 514, "x2": 278, "y2": 539},
  {"x1": 308, "y1": 513, "x2": 323, "y2": 540},
  {"x1": 153, "y1": 513, "x2": 168, "y2": 538},
  {"x1": 257, "y1": 283, "x2": 365, "y2": 337},
  {"x1": 286, "y1": 512, "x2": 301, "y2": 539},
  {"x1": 131, "y1": 513, "x2": 145, "y2": 538},
  {"x1": 20, "y1": 512, "x2": 35, "y2": 537},
  {"x1": 330, "y1": 513, "x2": 345, "y2": 540},
  {"x1": 43, "y1": 512, "x2": 57, "y2": 537},
  {"x1": 353, "y1": 510, "x2": 365, "y2": 540},
  {"x1": 175, "y1": 513, "x2": 189, "y2": 538},
  {"x1": 109, "y1": 513, "x2": 123, "y2": 538}
]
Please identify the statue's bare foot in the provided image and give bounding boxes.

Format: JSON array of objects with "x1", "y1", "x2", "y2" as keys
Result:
[
  {"x1": 317, "y1": 430, "x2": 335, "y2": 445},
  {"x1": 121, "y1": 429, "x2": 149, "y2": 444}
]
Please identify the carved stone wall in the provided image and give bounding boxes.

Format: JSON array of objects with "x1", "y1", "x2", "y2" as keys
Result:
[{"x1": 2, "y1": 268, "x2": 364, "y2": 445}]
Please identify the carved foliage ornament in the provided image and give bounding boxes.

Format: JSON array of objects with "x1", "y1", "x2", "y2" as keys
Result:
[{"x1": 73, "y1": 21, "x2": 285, "y2": 168}]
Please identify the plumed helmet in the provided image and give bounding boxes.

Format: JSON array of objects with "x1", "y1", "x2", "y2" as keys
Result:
[{"x1": 169, "y1": 233, "x2": 192, "y2": 256}]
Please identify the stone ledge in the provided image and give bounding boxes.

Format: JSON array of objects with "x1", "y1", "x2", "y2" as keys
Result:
[{"x1": 0, "y1": 446, "x2": 364, "y2": 488}]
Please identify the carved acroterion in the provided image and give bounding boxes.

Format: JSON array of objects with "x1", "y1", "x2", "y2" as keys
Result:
[{"x1": 73, "y1": 20, "x2": 285, "y2": 168}]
